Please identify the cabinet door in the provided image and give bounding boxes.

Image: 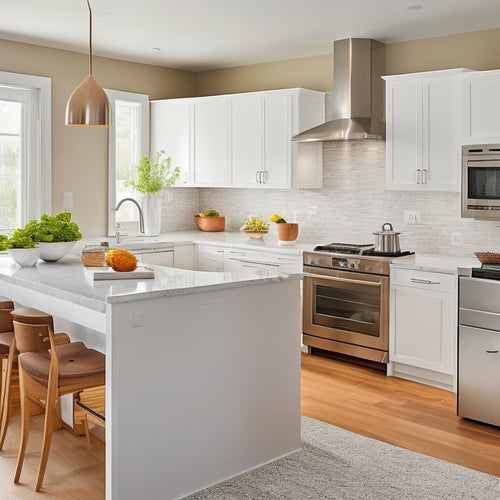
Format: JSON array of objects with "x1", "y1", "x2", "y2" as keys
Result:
[
  {"x1": 141, "y1": 251, "x2": 174, "y2": 267},
  {"x1": 231, "y1": 95, "x2": 265, "y2": 187},
  {"x1": 422, "y1": 77, "x2": 460, "y2": 191},
  {"x1": 193, "y1": 99, "x2": 230, "y2": 186},
  {"x1": 150, "y1": 100, "x2": 193, "y2": 186},
  {"x1": 265, "y1": 92, "x2": 291, "y2": 188},
  {"x1": 391, "y1": 285, "x2": 455, "y2": 374},
  {"x1": 386, "y1": 79, "x2": 422, "y2": 188},
  {"x1": 196, "y1": 245, "x2": 224, "y2": 272},
  {"x1": 463, "y1": 72, "x2": 500, "y2": 142}
]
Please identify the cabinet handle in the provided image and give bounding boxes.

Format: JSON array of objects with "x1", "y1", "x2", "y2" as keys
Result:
[
  {"x1": 261, "y1": 170, "x2": 268, "y2": 184},
  {"x1": 410, "y1": 278, "x2": 441, "y2": 285},
  {"x1": 416, "y1": 169, "x2": 422, "y2": 184},
  {"x1": 422, "y1": 169, "x2": 428, "y2": 184},
  {"x1": 256, "y1": 171, "x2": 260, "y2": 183},
  {"x1": 486, "y1": 349, "x2": 499, "y2": 354}
]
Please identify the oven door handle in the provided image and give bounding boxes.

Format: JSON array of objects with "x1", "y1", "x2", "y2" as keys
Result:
[{"x1": 306, "y1": 274, "x2": 382, "y2": 287}]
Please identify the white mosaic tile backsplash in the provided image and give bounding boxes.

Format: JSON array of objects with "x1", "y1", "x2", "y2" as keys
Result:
[{"x1": 192, "y1": 140, "x2": 500, "y2": 255}]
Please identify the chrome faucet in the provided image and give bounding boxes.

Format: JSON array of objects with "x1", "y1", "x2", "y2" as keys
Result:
[{"x1": 111, "y1": 198, "x2": 145, "y2": 243}]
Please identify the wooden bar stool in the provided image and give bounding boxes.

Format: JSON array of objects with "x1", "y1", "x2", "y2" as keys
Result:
[
  {"x1": 12, "y1": 319, "x2": 105, "y2": 492},
  {"x1": 0, "y1": 307, "x2": 70, "y2": 451},
  {"x1": 0, "y1": 296, "x2": 15, "y2": 451}
]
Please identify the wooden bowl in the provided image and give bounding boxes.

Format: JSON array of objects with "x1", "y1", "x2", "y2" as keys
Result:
[
  {"x1": 194, "y1": 215, "x2": 225, "y2": 232},
  {"x1": 475, "y1": 252, "x2": 500, "y2": 264},
  {"x1": 276, "y1": 223, "x2": 299, "y2": 242},
  {"x1": 244, "y1": 230, "x2": 268, "y2": 240}
]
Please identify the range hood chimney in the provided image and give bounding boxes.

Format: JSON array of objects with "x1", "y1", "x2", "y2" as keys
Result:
[{"x1": 292, "y1": 38, "x2": 385, "y2": 142}]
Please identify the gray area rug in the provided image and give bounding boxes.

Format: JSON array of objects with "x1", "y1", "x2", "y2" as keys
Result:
[{"x1": 184, "y1": 416, "x2": 500, "y2": 499}]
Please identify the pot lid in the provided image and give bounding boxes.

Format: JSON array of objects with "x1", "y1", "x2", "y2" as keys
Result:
[{"x1": 373, "y1": 222, "x2": 401, "y2": 235}]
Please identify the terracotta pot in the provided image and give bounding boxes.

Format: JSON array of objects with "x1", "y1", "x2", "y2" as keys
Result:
[
  {"x1": 194, "y1": 215, "x2": 225, "y2": 232},
  {"x1": 276, "y1": 223, "x2": 298, "y2": 241}
]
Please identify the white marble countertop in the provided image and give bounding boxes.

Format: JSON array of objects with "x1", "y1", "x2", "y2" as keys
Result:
[
  {"x1": 389, "y1": 253, "x2": 481, "y2": 274},
  {"x1": 0, "y1": 249, "x2": 298, "y2": 312}
]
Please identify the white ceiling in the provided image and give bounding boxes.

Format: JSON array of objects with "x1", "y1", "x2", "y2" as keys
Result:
[{"x1": 2, "y1": 0, "x2": 500, "y2": 72}]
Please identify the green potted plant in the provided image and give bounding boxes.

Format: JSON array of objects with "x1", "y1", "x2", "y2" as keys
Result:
[
  {"x1": 17, "y1": 212, "x2": 82, "y2": 262},
  {"x1": 125, "y1": 150, "x2": 180, "y2": 236},
  {"x1": 0, "y1": 227, "x2": 40, "y2": 266}
]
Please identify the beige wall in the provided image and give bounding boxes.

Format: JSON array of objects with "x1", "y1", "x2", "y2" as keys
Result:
[
  {"x1": 196, "y1": 28, "x2": 500, "y2": 95},
  {"x1": 0, "y1": 39, "x2": 196, "y2": 236}
]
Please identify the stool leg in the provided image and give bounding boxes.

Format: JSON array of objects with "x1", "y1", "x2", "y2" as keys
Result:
[
  {"x1": 34, "y1": 380, "x2": 58, "y2": 491},
  {"x1": 0, "y1": 343, "x2": 15, "y2": 450},
  {"x1": 13, "y1": 366, "x2": 31, "y2": 484}
]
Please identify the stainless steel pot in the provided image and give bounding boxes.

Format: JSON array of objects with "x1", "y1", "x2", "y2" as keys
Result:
[{"x1": 373, "y1": 223, "x2": 401, "y2": 253}]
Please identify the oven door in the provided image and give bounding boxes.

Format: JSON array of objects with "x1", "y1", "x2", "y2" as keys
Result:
[{"x1": 303, "y1": 267, "x2": 389, "y2": 353}]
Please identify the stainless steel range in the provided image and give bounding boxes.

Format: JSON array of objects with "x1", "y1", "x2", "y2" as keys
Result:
[{"x1": 303, "y1": 243, "x2": 414, "y2": 365}]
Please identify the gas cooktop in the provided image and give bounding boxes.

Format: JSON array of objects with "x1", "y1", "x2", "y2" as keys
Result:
[
  {"x1": 472, "y1": 264, "x2": 500, "y2": 281},
  {"x1": 312, "y1": 242, "x2": 414, "y2": 258}
]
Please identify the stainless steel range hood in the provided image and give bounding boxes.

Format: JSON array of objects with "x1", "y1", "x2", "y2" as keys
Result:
[{"x1": 292, "y1": 38, "x2": 385, "y2": 142}]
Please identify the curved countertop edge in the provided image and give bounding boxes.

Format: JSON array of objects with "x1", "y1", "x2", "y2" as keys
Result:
[
  {"x1": 106, "y1": 272, "x2": 300, "y2": 304},
  {"x1": 389, "y1": 253, "x2": 480, "y2": 274}
]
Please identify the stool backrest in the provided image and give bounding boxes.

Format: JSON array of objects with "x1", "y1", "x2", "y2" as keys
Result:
[
  {"x1": 12, "y1": 321, "x2": 54, "y2": 354},
  {"x1": 0, "y1": 308, "x2": 13, "y2": 333},
  {"x1": 11, "y1": 307, "x2": 54, "y2": 330}
]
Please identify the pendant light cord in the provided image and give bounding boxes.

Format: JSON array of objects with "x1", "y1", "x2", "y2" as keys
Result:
[{"x1": 87, "y1": 0, "x2": 93, "y2": 76}]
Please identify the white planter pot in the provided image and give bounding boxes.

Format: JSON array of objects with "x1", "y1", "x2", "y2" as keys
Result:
[
  {"x1": 142, "y1": 193, "x2": 162, "y2": 236},
  {"x1": 38, "y1": 241, "x2": 76, "y2": 262},
  {"x1": 8, "y1": 247, "x2": 40, "y2": 267}
]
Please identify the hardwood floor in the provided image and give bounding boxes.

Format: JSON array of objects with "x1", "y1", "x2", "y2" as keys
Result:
[
  {"x1": 1, "y1": 352, "x2": 499, "y2": 498},
  {"x1": 0, "y1": 415, "x2": 104, "y2": 499},
  {"x1": 301, "y1": 352, "x2": 500, "y2": 478}
]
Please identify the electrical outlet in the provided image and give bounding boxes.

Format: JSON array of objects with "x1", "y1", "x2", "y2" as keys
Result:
[
  {"x1": 63, "y1": 192, "x2": 73, "y2": 210},
  {"x1": 404, "y1": 210, "x2": 421, "y2": 224},
  {"x1": 308, "y1": 206, "x2": 317, "y2": 216},
  {"x1": 451, "y1": 233, "x2": 463, "y2": 246}
]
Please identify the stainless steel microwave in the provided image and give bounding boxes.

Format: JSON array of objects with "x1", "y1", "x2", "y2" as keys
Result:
[{"x1": 462, "y1": 144, "x2": 500, "y2": 220}]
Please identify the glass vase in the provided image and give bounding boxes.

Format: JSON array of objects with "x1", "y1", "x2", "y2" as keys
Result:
[{"x1": 142, "y1": 193, "x2": 162, "y2": 236}]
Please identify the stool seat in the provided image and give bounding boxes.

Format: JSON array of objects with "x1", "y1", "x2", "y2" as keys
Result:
[{"x1": 20, "y1": 342, "x2": 104, "y2": 386}]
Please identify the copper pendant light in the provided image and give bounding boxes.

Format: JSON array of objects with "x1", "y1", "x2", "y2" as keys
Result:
[{"x1": 65, "y1": 0, "x2": 109, "y2": 126}]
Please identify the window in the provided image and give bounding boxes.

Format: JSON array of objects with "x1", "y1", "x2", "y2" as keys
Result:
[
  {"x1": 106, "y1": 90, "x2": 149, "y2": 237},
  {"x1": 0, "y1": 71, "x2": 51, "y2": 232}
]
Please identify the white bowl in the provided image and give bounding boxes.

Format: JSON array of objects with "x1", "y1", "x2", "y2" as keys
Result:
[
  {"x1": 38, "y1": 241, "x2": 76, "y2": 262},
  {"x1": 8, "y1": 247, "x2": 40, "y2": 267}
]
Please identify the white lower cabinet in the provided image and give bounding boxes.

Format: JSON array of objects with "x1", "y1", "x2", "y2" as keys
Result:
[
  {"x1": 138, "y1": 250, "x2": 174, "y2": 267},
  {"x1": 389, "y1": 268, "x2": 457, "y2": 391},
  {"x1": 196, "y1": 245, "x2": 224, "y2": 272},
  {"x1": 224, "y1": 248, "x2": 302, "y2": 274}
]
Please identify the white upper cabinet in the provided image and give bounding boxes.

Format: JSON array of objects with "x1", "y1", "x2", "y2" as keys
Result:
[
  {"x1": 150, "y1": 99, "x2": 194, "y2": 186},
  {"x1": 384, "y1": 69, "x2": 470, "y2": 192},
  {"x1": 461, "y1": 69, "x2": 500, "y2": 144},
  {"x1": 193, "y1": 97, "x2": 231, "y2": 186},
  {"x1": 150, "y1": 88, "x2": 325, "y2": 189}
]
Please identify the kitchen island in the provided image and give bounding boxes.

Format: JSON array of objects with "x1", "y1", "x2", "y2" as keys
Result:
[{"x1": 0, "y1": 251, "x2": 302, "y2": 499}]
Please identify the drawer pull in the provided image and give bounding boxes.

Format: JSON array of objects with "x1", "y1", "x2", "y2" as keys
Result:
[
  {"x1": 410, "y1": 278, "x2": 441, "y2": 285},
  {"x1": 486, "y1": 349, "x2": 499, "y2": 354}
]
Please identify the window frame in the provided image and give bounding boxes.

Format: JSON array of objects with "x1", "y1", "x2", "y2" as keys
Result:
[
  {"x1": 105, "y1": 89, "x2": 149, "y2": 237},
  {"x1": 0, "y1": 70, "x2": 51, "y2": 228}
]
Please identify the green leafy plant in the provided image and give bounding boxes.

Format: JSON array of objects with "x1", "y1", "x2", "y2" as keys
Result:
[
  {"x1": 34, "y1": 212, "x2": 82, "y2": 242},
  {"x1": 124, "y1": 150, "x2": 180, "y2": 194},
  {"x1": 242, "y1": 217, "x2": 269, "y2": 232},
  {"x1": 0, "y1": 234, "x2": 12, "y2": 250},
  {"x1": 8, "y1": 227, "x2": 37, "y2": 248}
]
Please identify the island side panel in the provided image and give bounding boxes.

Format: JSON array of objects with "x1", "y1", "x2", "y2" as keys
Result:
[{"x1": 106, "y1": 278, "x2": 301, "y2": 500}]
